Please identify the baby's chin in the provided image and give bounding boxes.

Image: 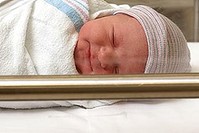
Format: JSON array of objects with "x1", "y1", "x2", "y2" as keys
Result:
[
  {"x1": 76, "y1": 69, "x2": 95, "y2": 75},
  {"x1": 87, "y1": 71, "x2": 98, "y2": 74}
]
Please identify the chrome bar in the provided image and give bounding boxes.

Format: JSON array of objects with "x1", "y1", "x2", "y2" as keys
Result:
[{"x1": 0, "y1": 74, "x2": 199, "y2": 100}]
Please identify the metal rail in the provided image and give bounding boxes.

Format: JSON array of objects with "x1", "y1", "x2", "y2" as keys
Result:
[{"x1": 0, "y1": 74, "x2": 199, "y2": 100}]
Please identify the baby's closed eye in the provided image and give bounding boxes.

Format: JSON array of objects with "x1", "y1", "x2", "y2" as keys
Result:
[{"x1": 111, "y1": 26, "x2": 118, "y2": 48}]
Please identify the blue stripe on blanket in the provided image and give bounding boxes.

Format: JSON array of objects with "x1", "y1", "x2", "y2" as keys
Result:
[{"x1": 45, "y1": 0, "x2": 84, "y2": 32}]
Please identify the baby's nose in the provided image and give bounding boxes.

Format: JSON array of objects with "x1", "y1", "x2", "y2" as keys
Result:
[{"x1": 98, "y1": 47, "x2": 117, "y2": 69}]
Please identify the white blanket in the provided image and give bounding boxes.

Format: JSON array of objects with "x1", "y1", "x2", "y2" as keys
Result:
[
  {"x1": 0, "y1": 0, "x2": 80, "y2": 75},
  {"x1": 0, "y1": 0, "x2": 36, "y2": 75}
]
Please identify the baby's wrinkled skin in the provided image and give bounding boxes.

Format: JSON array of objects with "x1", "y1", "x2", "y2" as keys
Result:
[{"x1": 74, "y1": 14, "x2": 148, "y2": 74}]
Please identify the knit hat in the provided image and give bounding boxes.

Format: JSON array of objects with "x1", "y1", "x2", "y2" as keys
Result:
[{"x1": 114, "y1": 5, "x2": 191, "y2": 73}]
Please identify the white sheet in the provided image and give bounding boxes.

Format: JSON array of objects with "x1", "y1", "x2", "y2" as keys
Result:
[{"x1": 0, "y1": 99, "x2": 199, "y2": 133}]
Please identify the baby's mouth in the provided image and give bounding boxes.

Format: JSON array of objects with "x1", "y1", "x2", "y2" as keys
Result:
[
  {"x1": 88, "y1": 45, "x2": 93, "y2": 72},
  {"x1": 74, "y1": 40, "x2": 93, "y2": 74}
]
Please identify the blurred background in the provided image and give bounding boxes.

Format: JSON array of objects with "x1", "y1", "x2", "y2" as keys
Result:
[{"x1": 106, "y1": 0, "x2": 198, "y2": 42}]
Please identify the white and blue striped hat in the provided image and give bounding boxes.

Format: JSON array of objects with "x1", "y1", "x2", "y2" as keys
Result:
[{"x1": 115, "y1": 5, "x2": 191, "y2": 73}]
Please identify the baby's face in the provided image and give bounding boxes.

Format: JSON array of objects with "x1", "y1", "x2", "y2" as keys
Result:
[{"x1": 74, "y1": 14, "x2": 148, "y2": 74}]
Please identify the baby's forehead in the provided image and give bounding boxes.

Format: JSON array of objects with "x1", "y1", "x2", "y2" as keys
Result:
[{"x1": 92, "y1": 14, "x2": 142, "y2": 31}]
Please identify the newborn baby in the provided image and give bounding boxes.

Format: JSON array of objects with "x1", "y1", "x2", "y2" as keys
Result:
[
  {"x1": 75, "y1": 5, "x2": 191, "y2": 74},
  {"x1": 0, "y1": 0, "x2": 191, "y2": 75}
]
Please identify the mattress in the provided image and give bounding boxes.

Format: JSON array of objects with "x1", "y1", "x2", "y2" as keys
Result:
[{"x1": 1, "y1": 99, "x2": 199, "y2": 133}]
